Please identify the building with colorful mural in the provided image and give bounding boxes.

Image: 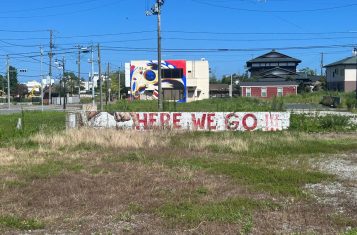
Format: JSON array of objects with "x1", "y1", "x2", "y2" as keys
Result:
[{"x1": 125, "y1": 60, "x2": 209, "y2": 102}]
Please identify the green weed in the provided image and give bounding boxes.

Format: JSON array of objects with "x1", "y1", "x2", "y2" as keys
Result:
[
  {"x1": 12, "y1": 159, "x2": 83, "y2": 180},
  {"x1": 0, "y1": 215, "x2": 44, "y2": 230},
  {"x1": 165, "y1": 158, "x2": 332, "y2": 196},
  {"x1": 158, "y1": 197, "x2": 274, "y2": 225}
]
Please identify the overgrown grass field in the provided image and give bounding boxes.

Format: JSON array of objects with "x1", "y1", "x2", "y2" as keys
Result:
[
  {"x1": 0, "y1": 106, "x2": 356, "y2": 234},
  {"x1": 105, "y1": 91, "x2": 357, "y2": 112}
]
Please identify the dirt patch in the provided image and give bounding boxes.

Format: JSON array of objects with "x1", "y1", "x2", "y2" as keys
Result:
[
  {"x1": 318, "y1": 157, "x2": 357, "y2": 182},
  {"x1": 0, "y1": 158, "x2": 269, "y2": 234},
  {"x1": 305, "y1": 152, "x2": 357, "y2": 226}
]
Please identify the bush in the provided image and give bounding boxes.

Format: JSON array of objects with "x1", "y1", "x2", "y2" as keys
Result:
[
  {"x1": 271, "y1": 97, "x2": 284, "y2": 111},
  {"x1": 345, "y1": 93, "x2": 357, "y2": 111},
  {"x1": 320, "y1": 96, "x2": 341, "y2": 108},
  {"x1": 290, "y1": 114, "x2": 357, "y2": 132}
]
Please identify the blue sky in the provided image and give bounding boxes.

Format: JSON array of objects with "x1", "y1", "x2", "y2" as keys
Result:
[{"x1": 1, "y1": 0, "x2": 357, "y2": 83}]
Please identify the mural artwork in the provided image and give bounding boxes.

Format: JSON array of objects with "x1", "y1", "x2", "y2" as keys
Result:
[
  {"x1": 68, "y1": 112, "x2": 291, "y2": 132},
  {"x1": 130, "y1": 60, "x2": 187, "y2": 102}
]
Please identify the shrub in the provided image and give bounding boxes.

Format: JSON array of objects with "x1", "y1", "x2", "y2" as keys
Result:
[
  {"x1": 345, "y1": 93, "x2": 357, "y2": 111},
  {"x1": 271, "y1": 97, "x2": 284, "y2": 111},
  {"x1": 290, "y1": 114, "x2": 357, "y2": 132}
]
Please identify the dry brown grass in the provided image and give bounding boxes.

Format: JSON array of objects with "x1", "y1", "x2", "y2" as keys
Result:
[
  {"x1": 33, "y1": 129, "x2": 173, "y2": 150},
  {"x1": 0, "y1": 148, "x2": 47, "y2": 166},
  {"x1": 188, "y1": 133, "x2": 249, "y2": 153}
]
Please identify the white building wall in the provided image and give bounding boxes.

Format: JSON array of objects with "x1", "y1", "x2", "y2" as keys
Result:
[
  {"x1": 186, "y1": 60, "x2": 209, "y2": 102},
  {"x1": 345, "y1": 65, "x2": 357, "y2": 82},
  {"x1": 26, "y1": 80, "x2": 41, "y2": 92}
]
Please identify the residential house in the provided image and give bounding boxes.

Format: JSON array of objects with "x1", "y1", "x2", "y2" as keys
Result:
[
  {"x1": 324, "y1": 56, "x2": 357, "y2": 92},
  {"x1": 241, "y1": 50, "x2": 300, "y2": 98}
]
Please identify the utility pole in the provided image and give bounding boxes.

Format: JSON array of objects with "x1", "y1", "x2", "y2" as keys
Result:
[
  {"x1": 146, "y1": 0, "x2": 165, "y2": 111},
  {"x1": 354, "y1": 48, "x2": 357, "y2": 100},
  {"x1": 48, "y1": 30, "x2": 53, "y2": 105},
  {"x1": 6, "y1": 55, "x2": 10, "y2": 110},
  {"x1": 62, "y1": 57, "x2": 66, "y2": 110},
  {"x1": 90, "y1": 45, "x2": 95, "y2": 106},
  {"x1": 320, "y1": 52, "x2": 324, "y2": 76},
  {"x1": 118, "y1": 67, "x2": 121, "y2": 100},
  {"x1": 106, "y1": 62, "x2": 110, "y2": 105},
  {"x1": 97, "y1": 43, "x2": 103, "y2": 111},
  {"x1": 230, "y1": 74, "x2": 233, "y2": 97},
  {"x1": 77, "y1": 45, "x2": 81, "y2": 98},
  {"x1": 40, "y1": 47, "x2": 44, "y2": 111}
]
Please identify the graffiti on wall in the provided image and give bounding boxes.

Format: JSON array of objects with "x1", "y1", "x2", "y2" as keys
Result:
[
  {"x1": 69, "y1": 112, "x2": 290, "y2": 131},
  {"x1": 130, "y1": 60, "x2": 187, "y2": 102}
]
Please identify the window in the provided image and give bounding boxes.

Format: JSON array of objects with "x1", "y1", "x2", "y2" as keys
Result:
[
  {"x1": 261, "y1": 87, "x2": 267, "y2": 97},
  {"x1": 246, "y1": 87, "x2": 251, "y2": 97},
  {"x1": 161, "y1": 68, "x2": 183, "y2": 79},
  {"x1": 277, "y1": 87, "x2": 283, "y2": 97}
]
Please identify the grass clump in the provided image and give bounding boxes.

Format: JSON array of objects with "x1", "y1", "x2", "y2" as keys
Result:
[
  {"x1": 12, "y1": 159, "x2": 83, "y2": 180},
  {"x1": 0, "y1": 215, "x2": 44, "y2": 230},
  {"x1": 158, "y1": 197, "x2": 274, "y2": 225},
  {"x1": 176, "y1": 159, "x2": 332, "y2": 196}
]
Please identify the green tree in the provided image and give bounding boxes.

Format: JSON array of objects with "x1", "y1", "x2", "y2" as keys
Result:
[
  {"x1": 14, "y1": 84, "x2": 28, "y2": 98},
  {"x1": 9, "y1": 66, "x2": 18, "y2": 97},
  {"x1": 299, "y1": 67, "x2": 316, "y2": 76},
  {"x1": 110, "y1": 70, "x2": 127, "y2": 100},
  {"x1": 0, "y1": 75, "x2": 5, "y2": 95},
  {"x1": 63, "y1": 72, "x2": 79, "y2": 95},
  {"x1": 209, "y1": 71, "x2": 219, "y2": 84}
]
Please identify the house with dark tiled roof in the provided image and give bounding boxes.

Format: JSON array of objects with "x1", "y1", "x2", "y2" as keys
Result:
[
  {"x1": 324, "y1": 56, "x2": 357, "y2": 92},
  {"x1": 242, "y1": 50, "x2": 301, "y2": 98},
  {"x1": 246, "y1": 50, "x2": 301, "y2": 78}
]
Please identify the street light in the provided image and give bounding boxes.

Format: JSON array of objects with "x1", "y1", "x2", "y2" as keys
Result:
[{"x1": 55, "y1": 57, "x2": 67, "y2": 109}]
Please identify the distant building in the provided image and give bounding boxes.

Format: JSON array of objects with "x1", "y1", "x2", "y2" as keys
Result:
[
  {"x1": 209, "y1": 84, "x2": 230, "y2": 98},
  {"x1": 324, "y1": 56, "x2": 357, "y2": 92},
  {"x1": 26, "y1": 80, "x2": 41, "y2": 93},
  {"x1": 246, "y1": 50, "x2": 301, "y2": 78},
  {"x1": 82, "y1": 72, "x2": 99, "y2": 93},
  {"x1": 242, "y1": 50, "x2": 301, "y2": 98},
  {"x1": 240, "y1": 78, "x2": 298, "y2": 98},
  {"x1": 125, "y1": 60, "x2": 209, "y2": 102}
]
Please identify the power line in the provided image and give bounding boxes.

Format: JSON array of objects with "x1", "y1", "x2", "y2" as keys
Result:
[
  {"x1": 191, "y1": 0, "x2": 357, "y2": 13},
  {"x1": 0, "y1": 0, "x2": 98, "y2": 14},
  {"x1": 0, "y1": 0, "x2": 126, "y2": 19}
]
